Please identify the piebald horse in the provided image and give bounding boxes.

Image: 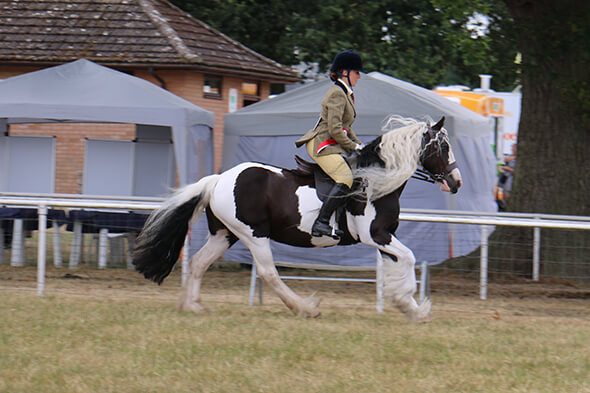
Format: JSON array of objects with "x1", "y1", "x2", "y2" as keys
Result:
[{"x1": 133, "y1": 116, "x2": 462, "y2": 321}]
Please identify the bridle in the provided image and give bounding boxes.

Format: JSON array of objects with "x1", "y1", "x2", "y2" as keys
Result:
[
  {"x1": 413, "y1": 162, "x2": 458, "y2": 184},
  {"x1": 414, "y1": 128, "x2": 457, "y2": 184}
]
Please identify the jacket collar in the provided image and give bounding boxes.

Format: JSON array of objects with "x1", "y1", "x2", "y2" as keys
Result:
[
  {"x1": 335, "y1": 79, "x2": 356, "y2": 117},
  {"x1": 336, "y1": 79, "x2": 353, "y2": 96}
]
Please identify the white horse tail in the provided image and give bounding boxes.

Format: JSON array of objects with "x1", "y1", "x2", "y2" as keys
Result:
[{"x1": 133, "y1": 174, "x2": 221, "y2": 284}]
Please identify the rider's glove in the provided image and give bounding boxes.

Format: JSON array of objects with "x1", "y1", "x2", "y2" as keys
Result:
[{"x1": 355, "y1": 143, "x2": 365, "y2": 152}]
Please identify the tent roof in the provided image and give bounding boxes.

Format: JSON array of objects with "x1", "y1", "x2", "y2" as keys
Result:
[
  {"x1": 0, "y1": 58, "x2": 214, "y2": 128},
  {"x1": 0, "y1": 59, "x2": 215, "y2": 186},
  {"x1": 225, "y1": 72, "x2": 490, "y2": 138}
]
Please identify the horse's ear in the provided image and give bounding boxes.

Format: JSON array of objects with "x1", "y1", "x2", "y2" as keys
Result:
[{"x1": 432, "y1": 116, "x2": 445, "y2": 131}]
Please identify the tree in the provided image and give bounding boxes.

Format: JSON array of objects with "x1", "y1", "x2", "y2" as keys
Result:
[
  {"x1": 443, "y1": 0, "x2": 590, "y2": 278},
  {"x1": 491, "y1": 0, "x2": 590, "y2": 277},
  {"x1": 503, "y1": 0, "x2": 590, "y2": 216},
  {"x1": 170, "y1": 0, "x2": 302, "y2": 65},
  {"x1": 170, "y1": 0, "x2": 519, "y2": 89}
]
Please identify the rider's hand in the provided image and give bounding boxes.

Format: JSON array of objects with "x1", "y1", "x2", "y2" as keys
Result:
[{"x1": 355, "y1": 143, "x2": 365, "y2": 152}]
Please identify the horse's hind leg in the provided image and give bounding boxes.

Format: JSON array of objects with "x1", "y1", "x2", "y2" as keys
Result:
[
  {"x1": 244, "y1": 237, "x2": 321, "y2": 318},
  {"x1": 178, "y1": 229, "x2": 233, "y2": 313}
]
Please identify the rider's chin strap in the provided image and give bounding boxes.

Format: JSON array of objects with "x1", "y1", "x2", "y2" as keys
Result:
[{"x1": 337, "y1": 70, "x2": 353, "y2": 90}]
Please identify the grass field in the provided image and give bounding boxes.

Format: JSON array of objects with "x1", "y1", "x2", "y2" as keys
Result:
[{"x1": 1, "y1": 266, "x2": 589, "y2": 393}]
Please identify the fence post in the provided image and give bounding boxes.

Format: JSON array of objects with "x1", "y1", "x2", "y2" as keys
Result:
[
  {"x1": 98, "y1": 228, "x2": 108, "y2": 269},
  {"x1": 10, "y1": 218, "x2": 25, "y2": 266},
  {"x1": 69, "y1": 221, "x2": 82, "y2": 268},
  {"x1": 37, "y1": 204, "x2": 48, "y2": 296},
  {"x1": 533, "y1": 225, "x2": 541, "y2": 281},
  {"x1": 52, "y1": 220, "x2": 62, "y2": 267},
  {"x1": 376, "y1": 249, "x2": 384, "y2": 313},
  {"x1": 419, "y1": 260, "x2": 428, "y2": 303},
  {"x1": 248, "y1": 264, "x2": 258, "y2": 306},
  {"x1": 480, "y1": 225, "x2": 489, "y2": 300}
]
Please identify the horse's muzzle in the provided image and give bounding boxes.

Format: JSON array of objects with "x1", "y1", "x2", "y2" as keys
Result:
[{"x1": 445, "y1": 168, "x2": 462, "y2": 194}]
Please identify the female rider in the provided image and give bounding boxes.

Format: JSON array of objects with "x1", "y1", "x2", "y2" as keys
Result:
[{"x1": 295, "y1": 50, "x2": 364, "y2": 238}]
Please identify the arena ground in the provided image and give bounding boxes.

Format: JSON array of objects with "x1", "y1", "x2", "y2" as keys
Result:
[{"x1": 1, "y1": 263, "x2": 588, "y2": 320}]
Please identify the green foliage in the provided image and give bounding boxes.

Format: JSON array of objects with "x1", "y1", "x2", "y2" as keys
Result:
[{"x1": 170, "y1": 0, "x2": 519, "y2": 89}]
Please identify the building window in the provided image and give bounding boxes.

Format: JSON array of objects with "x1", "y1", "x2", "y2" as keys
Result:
[
  {"x1": 204, "y1": 75, "x2": 222, "y2": 99},
  {"x1": 242, "y1": 81, "x2": 260, "y2": 107}
]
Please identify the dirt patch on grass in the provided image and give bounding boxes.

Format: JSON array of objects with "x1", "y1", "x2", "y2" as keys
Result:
[{"x1": 1, "y1": 264, "x2": 589, "y2": 320}]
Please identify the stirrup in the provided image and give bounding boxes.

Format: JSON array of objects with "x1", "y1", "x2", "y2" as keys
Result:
[{"x1": 312, "y1": 220, "x2": 341, "y2": 240}]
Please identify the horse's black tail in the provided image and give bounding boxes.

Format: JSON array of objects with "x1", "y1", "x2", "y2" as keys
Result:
[{"x1": 133, "y1": 174, "x2": 220, "y2": 284}]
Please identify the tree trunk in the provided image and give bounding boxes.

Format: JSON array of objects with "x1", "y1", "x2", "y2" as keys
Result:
[
  {"x1": 487, "y1": 1, "x2": 590, "y2": 278},
  {"x1": 503, "y1": 0, "x2": 590, "y2": 215}
]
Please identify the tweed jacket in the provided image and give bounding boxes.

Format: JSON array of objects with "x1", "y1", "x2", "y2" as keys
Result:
[{"x1": 295, "y1": 81, "x2": 361, "y2": 157}]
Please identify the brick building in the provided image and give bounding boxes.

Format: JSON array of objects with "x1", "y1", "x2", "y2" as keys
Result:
[{"x1": 0, "y1": 0, "x2": 300, "y2": 194}]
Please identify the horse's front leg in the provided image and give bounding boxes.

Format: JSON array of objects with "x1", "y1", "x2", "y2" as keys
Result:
[
  {"x1": 242, "y1": 236, "x2": 321, "y2": 318},
  {"x1": 378, "y1": 245, "x2": 431, "y2": 322},
  {"x1": 360, "y1": 230, "x2": 431, "y2": 321},
  {"x1": 178, "y1": 230, "x2": 232, "y2": 313}
]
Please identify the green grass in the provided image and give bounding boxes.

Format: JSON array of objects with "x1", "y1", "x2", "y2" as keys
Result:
[{"x1": 1, "y1": 289, "x2": 589, "y2": 393}]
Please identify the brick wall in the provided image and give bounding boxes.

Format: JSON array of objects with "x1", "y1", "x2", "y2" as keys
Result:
[{"x1": 0, "y1": 66, "x2": 272, "y2": 194}]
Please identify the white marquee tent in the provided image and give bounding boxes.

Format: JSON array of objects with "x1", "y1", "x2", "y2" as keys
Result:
[
  {"x1": 190, "y1": 72, "x2": 498, "y2": 268},
  {"x1": 0, "y1": 59, "x2": 214, "y2": 194}
]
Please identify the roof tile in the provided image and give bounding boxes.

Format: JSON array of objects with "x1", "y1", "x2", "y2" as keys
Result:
[{"x1": 0, "y1": 0, "x2": 299, "y2": 82}]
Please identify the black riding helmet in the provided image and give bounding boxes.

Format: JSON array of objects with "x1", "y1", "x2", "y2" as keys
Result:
[
  {"x1": 330, "y1": 50, "x2": 363, "y2": 72},
  {"x1": 330, "y1": 50, "x2": 363, "y2": 88}
]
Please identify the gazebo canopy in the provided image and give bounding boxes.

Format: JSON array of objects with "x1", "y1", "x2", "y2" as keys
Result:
[{"x1": 0, "y1": 59, "x2": 214, "y2": 187}]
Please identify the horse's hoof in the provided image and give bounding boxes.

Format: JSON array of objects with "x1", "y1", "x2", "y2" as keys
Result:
[
  {"x1": 298, "y1": 309, "x2": 321, "y2": 318},
  {"x1": 178, "y1": 302, "x2": 209, "y2": 313},
  {"x1": 407, "y1": 298, "x2": 432, "y2": 322}
]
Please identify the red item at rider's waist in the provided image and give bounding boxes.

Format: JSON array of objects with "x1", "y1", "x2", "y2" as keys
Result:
[{"x1": 316, "y1": 129, "x2": 348, "y2": 153}]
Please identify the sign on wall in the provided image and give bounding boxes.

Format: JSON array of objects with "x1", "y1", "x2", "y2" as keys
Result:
[
  {"x1": 83, "y1": 139, "x2": 174, "y2": 197},
  {"x1": 0, "y1": 135, "x2": 55, "y2": 193}
]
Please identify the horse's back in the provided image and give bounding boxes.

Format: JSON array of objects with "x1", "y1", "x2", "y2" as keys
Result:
[{"x1": 209, "y1": 162, "x2": 280, "y2": 215}]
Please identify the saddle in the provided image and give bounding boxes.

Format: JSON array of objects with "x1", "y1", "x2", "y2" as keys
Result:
[{"x1": 294, "y1": 155, "x2": 340, "y2": 202}]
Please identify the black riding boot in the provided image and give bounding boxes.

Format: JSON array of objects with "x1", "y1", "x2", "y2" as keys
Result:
[{"x1": 311, "y1": 183, "x2": 350, "y2": 238}]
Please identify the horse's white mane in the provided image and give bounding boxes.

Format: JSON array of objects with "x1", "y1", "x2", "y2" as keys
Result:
[{"x1": 353, "y1": 115, "x2": 430, "y2": 200}]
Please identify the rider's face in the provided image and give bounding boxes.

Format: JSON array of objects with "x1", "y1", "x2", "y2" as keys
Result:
[{"x1": 342, "y1": 70, "x2": 361, "y2": 87}]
